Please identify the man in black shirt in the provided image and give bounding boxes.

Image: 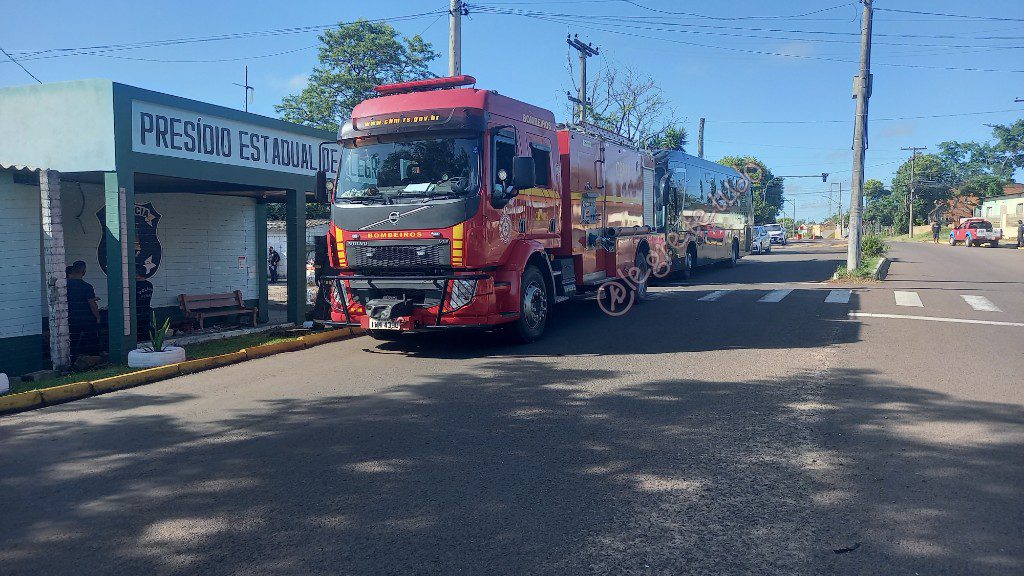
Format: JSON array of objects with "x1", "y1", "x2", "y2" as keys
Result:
[
  {"x1": 931, "y1": 220, "x2": 941, "y2": 244},
  {"x1": 66, "y1": 260, "x2": 100, "y2": 359},
  {"x1": 269, "y1": 247, "x2": 281, "y2": 283}
]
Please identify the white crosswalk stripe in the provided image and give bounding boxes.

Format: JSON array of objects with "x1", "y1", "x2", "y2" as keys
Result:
[
  {"x1": 894, "y1": 291, "x2": 923, "y2": 307},
  {"x1": 698, "y1": 290, "x2": 732, "y2": 302},
  {"x1": 961, "y1": 295, "x2": 1001, "y2": 312},
  {"x1": 758, "y1": 289, "x2": 793, "y2": 303},
  {"x1": 825, "y1": 289, "x2": 852, "y2": 304}
]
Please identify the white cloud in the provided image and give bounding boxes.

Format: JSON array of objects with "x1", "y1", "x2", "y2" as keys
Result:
[{"x1": 286, "y1": 74, "x2": 309, "y2": 92}]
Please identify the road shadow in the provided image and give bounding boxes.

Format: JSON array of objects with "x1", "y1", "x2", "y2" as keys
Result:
[
  {"x1": 365, "y1": 287, "x2": 859, "y2": 360},
  {"x1": 1, "y1": 359, "x2": 1019, "y2": 575}
]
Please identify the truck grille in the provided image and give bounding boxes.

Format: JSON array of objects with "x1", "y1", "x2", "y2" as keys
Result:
[{"x1": 346, "y1": 241, "x2": 451, "y2": 269}]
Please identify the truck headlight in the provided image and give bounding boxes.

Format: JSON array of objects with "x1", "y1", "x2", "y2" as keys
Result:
[{"x1": 446, "y1": 279, "x2": 477, "y2": 312}]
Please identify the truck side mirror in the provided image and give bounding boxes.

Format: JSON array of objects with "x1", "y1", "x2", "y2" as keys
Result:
[
  {"x1": 512, "y1": 156, "x2": 536, "y2": 190},
  {"x1": 314, "y1": 170, "x2": 332, "y2": 204}
]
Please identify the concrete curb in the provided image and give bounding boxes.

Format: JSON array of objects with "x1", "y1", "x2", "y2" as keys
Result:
[
  {"x1": 0, "y1": 327, "x2": 363, "y2": 416},
  {"x1": 873, "y1": 257, "x2": 890, "y2": 280}
]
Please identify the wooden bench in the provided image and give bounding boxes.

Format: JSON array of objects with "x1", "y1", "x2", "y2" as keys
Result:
[{"x1": 178, "y1": 291, "x2": 257, "y2": 330}]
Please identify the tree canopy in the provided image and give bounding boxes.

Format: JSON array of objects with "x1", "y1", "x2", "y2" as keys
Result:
[
  {"x1": 275, "y1": 20, "x2": 439, "y2": 132},
  {"x1": 579, "y1": 63, "x2": 678, "y2": 149},
  {"x1": 718, "y1": 155, "x2": 784, "y2": 223}
]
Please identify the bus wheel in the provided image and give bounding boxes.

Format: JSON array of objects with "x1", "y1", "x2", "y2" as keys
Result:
[{"x1": 509, "y1": 265, "x2": 549, "y2": 343}]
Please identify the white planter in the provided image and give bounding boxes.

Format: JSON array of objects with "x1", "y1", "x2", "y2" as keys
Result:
[{"x1": 128, "y1": 346, "x2": 186, "y2": 368}]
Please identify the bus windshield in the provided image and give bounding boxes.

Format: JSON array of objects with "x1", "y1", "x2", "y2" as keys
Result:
[{"x1": 337, "y1": 137, "x2": 481, "y2": 203}]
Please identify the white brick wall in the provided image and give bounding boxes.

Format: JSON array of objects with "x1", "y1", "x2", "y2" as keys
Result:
[
  {"x1": 0, "y1": 182, "x2": 43, "y2": 338},
  {"x1": 62, "y1": 186, "x2": 258, "y2": 310}
]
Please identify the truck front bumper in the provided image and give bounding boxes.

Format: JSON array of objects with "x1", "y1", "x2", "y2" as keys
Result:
[{"x1": 322, "y1": 273, "x2": 514, "y2": 331}]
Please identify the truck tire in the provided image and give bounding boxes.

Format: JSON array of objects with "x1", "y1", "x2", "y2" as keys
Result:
[
  {"x1": 677, "y1": 244, "x2": 695, "y2": 280},
  {"x1": 632, "y1": 249, "x2": 650, "y2": 303},
  {"x1": 964, "y1": 234, "x2": 973, "y2": 247},
  {"x1": 508, "y1": 265, "x2": 549, "y2": 343},
  {"x1": 949, "y1": 235, "x2": 957, "y2": 246},
  {"x1": 991, "y1": 240, "x2": 999, "y2": 248},
  {"x1": 725, "y1": 240, "x2": 739, "y2": 268}
]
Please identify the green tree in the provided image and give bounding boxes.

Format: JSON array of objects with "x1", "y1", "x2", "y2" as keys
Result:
[
  {"x1": 864, "y1": 178, "x2": 888, "y2": 201},
  {"x1": 990, "y1": 118, "x2": 1024, "y2": 175},
  {"x1": 891, "y1": 153, "x2": 952, "y2": 228},
  {"x1": 718, "y1": 155, "x2": 784, "y2": 223},
  {"x1": 275, "y1": 20, "x2": 439, "y2": 132},
  {"x1": 653, "y1": 124, "x2": 688, "y2": 151}
]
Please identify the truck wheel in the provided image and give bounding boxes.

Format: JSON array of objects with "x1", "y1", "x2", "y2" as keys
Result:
[
  {"x1": 949, "y1": 235, "x2": 956, "y2": 246},
  {"x1": 632, "y1": 250, "x2": 650, "y2": 303},
  {"x1": 725, "y1": 240, "x2": 739, "y2": 268},
  {"x1": 677, "y1": 245, "x2": 695, "y2": 280},
  {"x1": 508, "y1": 265, "x2": 549, "y2": 343}
]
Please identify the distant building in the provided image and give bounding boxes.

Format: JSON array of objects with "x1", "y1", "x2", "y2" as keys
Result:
[
  {"x1": 266, "y1": 219, "x2": 331, "y2": 278},
  {"x1": 975, "y1": 184, "x2": 1024, "y2": 229}
]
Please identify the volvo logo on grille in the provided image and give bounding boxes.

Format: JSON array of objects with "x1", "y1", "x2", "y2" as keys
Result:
[{"x1": 388, "y1": 211, "x2": 401, "y2": 224}]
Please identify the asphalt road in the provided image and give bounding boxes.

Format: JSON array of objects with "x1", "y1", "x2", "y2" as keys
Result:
[{"x1": 1, "y1": 240, "x2": 1021, "y2": 575}]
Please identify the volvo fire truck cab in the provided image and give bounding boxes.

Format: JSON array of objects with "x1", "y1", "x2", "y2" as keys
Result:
[{"x1": 314, "y1": 75, "x2": 666, "y2": 341}]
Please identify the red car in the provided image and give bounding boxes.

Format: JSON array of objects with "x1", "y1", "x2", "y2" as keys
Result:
[{"x1": 949, "y1": 218, "x2": 1002, "y2": 247}]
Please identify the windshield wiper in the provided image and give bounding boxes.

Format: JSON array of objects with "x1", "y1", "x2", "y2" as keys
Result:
[{"x1": 337, "y1": 196, "x2": 392, "y2": 205}]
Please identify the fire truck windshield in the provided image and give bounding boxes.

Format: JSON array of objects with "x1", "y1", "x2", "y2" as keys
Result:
[{"x1": 337, "y1": 137, "x2": 480, "y2": 203}]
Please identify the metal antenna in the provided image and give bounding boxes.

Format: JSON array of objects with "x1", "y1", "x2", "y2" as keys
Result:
[{"x1": 233, "y1": 65, "x2": 255, "y2": 113}]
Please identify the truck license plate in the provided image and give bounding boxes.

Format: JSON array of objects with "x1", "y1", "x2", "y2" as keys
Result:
[{"x1": 369, "y1": 318, "x2": 401, "y2": 331}]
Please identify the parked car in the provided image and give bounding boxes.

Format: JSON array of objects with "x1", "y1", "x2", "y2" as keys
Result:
[
  {"x1": 751, "y1": 226, "x2": 772, "y2": 254},
  {"x1": 949, "y1": 218, "x2": 1002, "y2": 247},
  {"x1": 764, "y1": 223, "x2": 787, "y2": 245}
]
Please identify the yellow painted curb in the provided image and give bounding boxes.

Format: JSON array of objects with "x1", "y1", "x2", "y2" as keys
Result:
[
  {"x1": 299, "y1": 328, "x2": 361, "y2": 347},
  {"x1": 243, "y1": 339, "x2": 304, "y2": 359},
  {"x1": 0, "y1": 390, "x2": 44, "y2": 415},
  {"x1": 91, "y1": 364, "x2": 181, "y2": 394},
  {"x1": 39, "y1": 381, "x2": 93, "y2": 405},
  {"x1": 1, "y1": 328, "x2": 369, "y2": 417},
  {"x1": 178, "y1": 351, "x2": 247, "y2": 374}
]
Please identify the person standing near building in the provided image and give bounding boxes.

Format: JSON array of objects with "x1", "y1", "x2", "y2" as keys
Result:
[
  {"x1": 931, "y1": 220, "x2": 941, "y2": 244},
  {"x1": 269, "y1": 246, "x2": 281, "y2": 284},
  {"x1": 65, "y1": 260, "x2": 100, "y2": 360},
  {"x1": 1017, "y1": 219, "x2": 1023, "y2": 249}
]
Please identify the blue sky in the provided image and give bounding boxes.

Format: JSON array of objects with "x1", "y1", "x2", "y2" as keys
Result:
[{"x1": 3, "y1": 0, "x2": 1022, "y2": 221}]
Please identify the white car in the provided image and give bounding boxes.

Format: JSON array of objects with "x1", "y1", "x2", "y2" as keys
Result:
[
  {"x1": 764, "y1": 223, "x2": 787, "y2": 245},
  {"x1": 752, "y1": 226, "x2": 772, "y2": 254}
]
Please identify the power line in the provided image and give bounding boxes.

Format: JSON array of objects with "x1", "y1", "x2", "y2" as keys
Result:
[
  {"x1": 708, "y1": 108, "x2": 1023, "y2": 125},
  {"x1": 0, "y1": 45, "x2": 42, "y2": 83},
  {"x1": 5, "y1": 11, "x2": 445, "y2": 62},
  {"x1": 875, "y1": 7, "x2": 1024, "y2": 23},
  {"x1": 469, "y1": 7, "x2": 1024, "y2": 72}
]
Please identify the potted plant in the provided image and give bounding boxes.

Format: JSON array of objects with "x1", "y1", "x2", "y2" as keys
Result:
[{"x1": 128, "y1": 313, "x2": 186, "y2": 368}]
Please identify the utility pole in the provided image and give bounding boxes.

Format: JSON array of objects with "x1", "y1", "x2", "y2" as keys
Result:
[
  {"x1": 901, "y1": 146, "x2": 926, "y2": 237},
  {"x1": 448, "y1": 0, "x2": 466, "y2": 76},
  {"x1": 847, "y1": 0, "x2": 873, "y2": 270},
  {"x1": 566, "y1": 34, "x2": 599, "y2": 125},
  {"x1": 232, "y1": 66, "x2": 255, "y2": 113},
  {"x1": 697, "y1": 118, "x2": 705, "y2": 158}
]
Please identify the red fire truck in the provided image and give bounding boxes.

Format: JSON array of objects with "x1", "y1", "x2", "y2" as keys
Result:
[{"x1": 315, "y1": 75, "x2": 725, "y2": 341}]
